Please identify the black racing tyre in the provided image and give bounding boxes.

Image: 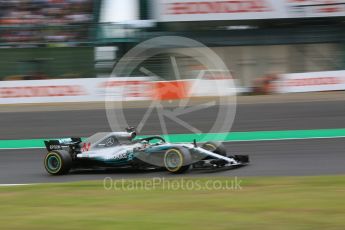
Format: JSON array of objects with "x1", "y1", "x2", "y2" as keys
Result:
[
  {"x1": 164, "y1": 147, "x2": 191, "y2": 174},
  {"x1": 202, "y1": 141, "x2": 227, "y2": 156},
  {"x1": 44, "y1": 150, "x2": 72, "y2": 175}
]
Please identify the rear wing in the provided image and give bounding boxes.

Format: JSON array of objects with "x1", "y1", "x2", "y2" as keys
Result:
[{"x1": 44, "y1": 137, "x2": 82, "y2": 151}]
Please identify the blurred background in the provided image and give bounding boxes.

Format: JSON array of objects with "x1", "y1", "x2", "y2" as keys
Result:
[
  {"x1": 0, "y1": 0, "x2": 344, "y2": 95},
  {"x1": 1, "y1": 4, "x2": 345, "y2": 228}
]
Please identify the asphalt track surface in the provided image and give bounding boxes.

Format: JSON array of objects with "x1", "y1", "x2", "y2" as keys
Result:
[{"x1": 0, "y1": 100, "x2": 345, "y2": 184}]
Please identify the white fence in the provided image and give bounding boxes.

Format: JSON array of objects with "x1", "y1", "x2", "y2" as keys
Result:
[{"x1": 275, "y1": 70, "x2": 345, "y2": 93}]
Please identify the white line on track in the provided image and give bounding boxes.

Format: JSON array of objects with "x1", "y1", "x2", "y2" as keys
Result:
[{"x1": 0, "y1": 184, "x2": 32, "y2": 186}]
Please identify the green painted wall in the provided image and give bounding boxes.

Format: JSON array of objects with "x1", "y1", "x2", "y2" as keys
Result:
[{"x1": 0, "y1": 47, "x2": 95, "y2": 80}]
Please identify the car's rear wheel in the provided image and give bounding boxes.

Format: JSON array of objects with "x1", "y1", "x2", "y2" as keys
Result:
[
  {"x1": 44, "y1": 150, "x2": 72, "y2": 175},
  {"x1": 164, "y1": 147, "x2": 191, "y2": 174},
  {"x1": 202, "y1": 141, "x2": 227, "y2": 156}
]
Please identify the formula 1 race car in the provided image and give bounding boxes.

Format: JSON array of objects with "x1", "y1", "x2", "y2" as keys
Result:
[{"x1": 43, "y1": 128, "x2": 249, "y2": 175}]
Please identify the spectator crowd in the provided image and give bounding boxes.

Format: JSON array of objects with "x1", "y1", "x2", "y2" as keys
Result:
[{"x1": 0, "y1": 0, "x2": 94, "y2": 44}]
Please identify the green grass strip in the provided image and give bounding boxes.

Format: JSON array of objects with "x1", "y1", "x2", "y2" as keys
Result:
[
  {"x1": 1, "y1": 128, "x2": 345, "y2": 149},
  {"x1": 0, "y1": 175, "x2": 344, "y2": 229}
]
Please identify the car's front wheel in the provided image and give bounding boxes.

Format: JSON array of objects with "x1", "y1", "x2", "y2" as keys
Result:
[
  {"x1": 44, "y1": 150, "x2": 72, "y2": 175},
  {"x1": 164, "y1": 147, "x2": 191, "y2": 174}
]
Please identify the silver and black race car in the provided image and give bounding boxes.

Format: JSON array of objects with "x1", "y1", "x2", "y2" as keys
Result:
[{"x1": 43, "y1": 128, "x2": 249, "y2": 175}]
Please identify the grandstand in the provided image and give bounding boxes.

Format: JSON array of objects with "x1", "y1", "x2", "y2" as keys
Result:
[{"x1": 0, "y1": 0, "x2": 345, "y2": 90}]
